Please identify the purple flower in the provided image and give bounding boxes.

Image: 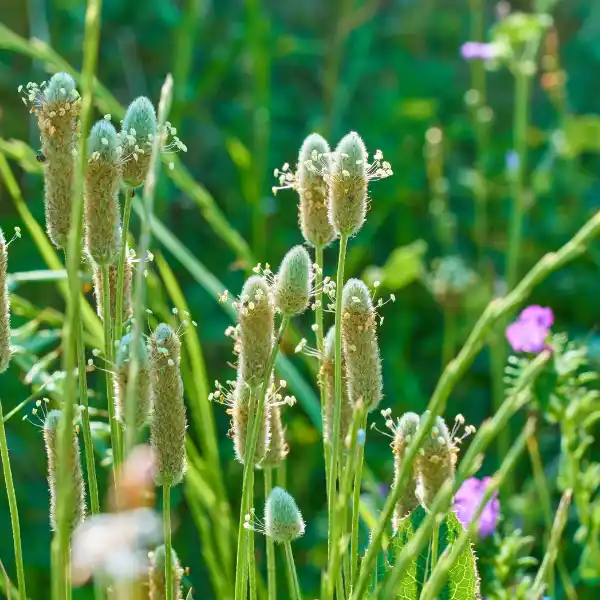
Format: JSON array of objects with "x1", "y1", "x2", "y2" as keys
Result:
[
  {"x1": 453, "y1": 476, "x2": 500, "y2": 538},
  {"x1": 505, "y1": 150, "x2": 520, "y2": 174},
  {"x1": 460, "y1": 41, "x2": 498, "y2": 61},
  {"x1": 506, "y1": 305, "x2": 554, "y2": 353}
]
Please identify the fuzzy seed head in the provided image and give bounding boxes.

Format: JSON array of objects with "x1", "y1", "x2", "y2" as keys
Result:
[
  {"x1": 0, "y1": 228, "x2": 11, "y2": 373},
  {"x1": 121, "y1": 97, "x2": 157, "y2": 188},
  {"x1": 262, "y1": 398, "x2": 288, "y2": 468},
  {"x1": 321, "y1": 327, "x2": 353, "y2": 445},
  {"x1": 416, "y1": 412, "x2": 456, "y2": 509},
  {"x1": 43, "y1": 409, "x2": 86, "y2": 533},
  {"x1": 84, "y1": 120, "x2": 122, "y2": 265},
  {"x1": 149, "y1": 324, "x2": 187, "y2": 486},
  {"x1": 274, "y1": 245, "x2": 312, "y2": 316},
  {"x1": 92, "y1": 258, "x2": 133, "y2": 323},
  {"x1": 265, "y1": 487, "x2": 305, "y2": 543},
  {"x1": 35, "y1": 73, "x2": 81, "y2": 249},
  {"x1": 392, "y1": 412, "x2": 420, "y2": 530},
  {"x1": 297, "y1": 133, "x2": 336, "y2": 247},
  {"x1": 149, "y1": 545, "x2": 183, "y2": 600},
  {"x1": 329, "y1": 132, "x2": 368, "y2": 236},
  {"x1": 236, "y1": 276, "x2": 275, "y2": 384},
  {"x1": 114, "y1": 334, "x2": 152, "y2": 428},
  {"x1": 341, "y1": 279, "x2": 382, "y2": 411},
  {"x1": 231, "y1": 381, "x2": 271, "y2": 466}
]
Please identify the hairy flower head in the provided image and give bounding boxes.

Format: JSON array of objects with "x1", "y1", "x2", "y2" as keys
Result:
[
  {"x1": 149, "y1": 544, "x2": 184, "y2": 600},
  {"x1": 274, "y1": 245, "x2": 312, "y2": 316},
  {"x1": 264, "y1": 487, "x2": 305, "y2": 543}
]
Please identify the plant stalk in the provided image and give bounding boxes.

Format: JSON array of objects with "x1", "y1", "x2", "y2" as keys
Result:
[
  {"x1": 0, "y1": 400, "x2": 27, "y2": 600},
  {"x1": 163, "y1": 484, "x2": 173, "y2": 600},
  {"x1": 264, "y1": 468, "x2": 276, "y2": 600},
  {"x1": 113, "y1": 189, "x2": 133, "y2": 342},
  {"x1": 350, "y1": 412, "x2": 368, "y2": 584},
  {"x1": 284, "y1": 541, "x2": 302, "y2": 600},
  {"x1": 327, "y1": 232, "x2": 348, "y2": 596}
]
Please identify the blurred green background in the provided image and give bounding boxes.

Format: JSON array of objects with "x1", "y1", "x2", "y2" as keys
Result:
[{"x1": 1, "y1": 0, "x2": 600, "y2": 597}]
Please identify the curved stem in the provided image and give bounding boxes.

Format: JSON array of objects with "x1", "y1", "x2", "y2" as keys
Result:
[
  {"x1": 0, "y1": 400, "x2": 27, "y2": 600},
  {"x1": 350, "y1": 412, "x2": 367, "y2": 584},
  {"x1": 102, "y1": 264, "x2": 122, "y2": 472},
  {"x1": 326, "y1": 233, "x2": 348, "y2": 599},
  {"x1": 264, "y1": 468, "x2": 276, "y2": 600},
  {"x1": 430, "y1": 526, "x2": 439, "y2": 574},
  {"x1": 283, "y1": 541, "x2": 302, "y2": 600},
  {"x1": 163, "y1": 485, "x2": 173, "y2": 600},
  {"x1": 114, "y1": 189, "x2": 133, "y2": 342},
  {"x1": 234, "y1": 317, "x2": 289, "y2": 600}
]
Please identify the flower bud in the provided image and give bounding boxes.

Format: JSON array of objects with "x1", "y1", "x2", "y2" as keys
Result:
[
  {"x1": 392, "y1": 412, "x2": 420, "y2": 530},
  {"x1": 265, "y1": 487, "x2": 305, "y2": 543},
  {"x1": 328, "y1": 132, "x2": 368, "y2": 237},
  {"x1": 93, "y1": 257, "x2": 133, "y2": 323},
  {"x1": 43, "y1": 409, "x2": 86, "y2": 532},
  {"x1": 149, "y1": 324, "x2": 187, "y2": 486},
  {"x1": 297, "y1": 134, "x2": 336, "y2": 248},
  {"x1": 0, "y1": 228, "x2": 10, "y2": 373},
  {"x1": 274, "y1": 245, "x2": 312, "y2": 316},
  {"x1": 115, "y1": 334, "x2": 151, "y2": 428},
  {"x1": 84, "y1": 120, "x2": 122, "y2": 265},
  {"x1": 35, "y1": 72, "x2": 81, "y2": 248},
  {"x1": 149, "y1": 544, "x2": 183, "y2": 600},
  {"x1": 120, "y1": 97, "x2": 157, "y2": 189},
  {"x1": 236, "y1": 276, "x2": 274, "y2": 384},
  {"x1": 321, "y1": 326, "x2": 352, "y2": 445},
  {"x1": 341, "y1": 279, "x2": 382, "y2": 411},
  {"x1": 416, "y1": 412, "x2": 456, "y2": 509}
]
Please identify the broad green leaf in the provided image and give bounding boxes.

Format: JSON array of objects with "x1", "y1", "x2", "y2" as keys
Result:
[
  {"x1": 442, "y1": 512, "x2": 481, "y2": 600},
  {"x1": 362, "y1": 240, "x2": 427, "y2": 291}
]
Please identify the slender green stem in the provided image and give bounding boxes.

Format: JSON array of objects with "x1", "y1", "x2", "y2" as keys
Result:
[
  {"x1": 234, "y1": 317, "x2": 290, "y2": 600},
  {"x1": 531, "y1": 490, "x2": 573, "y2": 599},
  {"x1": 284, "y1": 541, "x2": 302, "y2": 600},
  {"x1": 54, "y1": 1, "x2": 102, "y2": 597},
  {"x1": 442, "y1": 308, "x2": 457, "y2": 367},
  {"x1": 264, "y1": 468, "x2": 276, "y2": 600},
  {"x1": 0, "y1": 400, "x2": 27, "y2": 600},
  {"x1": 350, "y1": 413, "x2": 367, "y2": 584},
  {"x1": 114, "y1": 189, "x2": 133, "y2": 342},
  {"x1": 124, "y1": 76, "x2": 173, "y2": 459},
  {"x1": 506, "y1": 67, "x2": 531, "y2": 291},
  {"x1": 102, "y1": 264, "x2": 122, "y2": 471},
  {"x1": 74, "y1": 297, "x2": 100, "y2": 517},
  {"x1": 327, "y1": 232, "x2": 348, "y2": 598},
  {"x1": 314, "y1": 244, "x2": 331, "y2": 499},
  {"x1": 430, "y1": 526, "x2": 439, "y2": 574},
  {"x1": 163, "y1": 485, "x2": 173, "y2": 600}
]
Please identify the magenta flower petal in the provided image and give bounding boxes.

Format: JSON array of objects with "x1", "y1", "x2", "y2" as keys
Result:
[
  {"x1": 453, "y1": 476, "x2": 500, "y2": 538},
  {"x1": 506, "y1": 305, "x2": 553, "y2": 353},
  {"x1": 520, "y1": 305, "x2": 554, "y2": 328}
]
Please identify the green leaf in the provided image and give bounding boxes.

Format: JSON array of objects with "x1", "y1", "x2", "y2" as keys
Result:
[
  {"x1": 362, "y1": 240, "x2": 427, "y2": 291},
  {"x1": 442, "y1": 512, "x2": 481, "y2": 600}
]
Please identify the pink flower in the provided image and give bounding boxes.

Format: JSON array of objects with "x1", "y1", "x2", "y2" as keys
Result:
[
  {"x1": 506, "y1": 305, "x2": 554, "y2": 353},
  {"x1": 460, "y1": 42, "x2": 498, "y2": 61},
  {"x1": 454, "y1": 476, "x2": 500, "y2": 538}
]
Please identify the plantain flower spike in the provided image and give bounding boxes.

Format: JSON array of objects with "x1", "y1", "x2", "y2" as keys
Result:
[
  {"x1": 25, "y1": 73, "x2": 80, "y2": 248},
  {"x1": 115, "y1": 333, "x2": 152, "y2": 429},
  {"x1": 120, "y1": 97, "x2": 157, "y2": 189},
  {"x1": 149, "y1": 544, "x2": 184, "y2": 600},
  {"x1": 391, "y1": 412, "x2": 420, "y2": 530},
  {"x1": 264, "y1": 487, "x2": 305, "y2": 543},
  {"x1": 261, "y1": 381, "x2": 289, "y2": 468},
  {"x1": 93, "y1": 256, "x2": 133, "y2": 323},
  {"x1": 341, "y1": 278, "x2": 383, "y2": 411},
  {"x1": 416, "y1": 411, "x2": 456, "y2": 509},
  {"x1": 149, "y1": 324, "x2": 187, "y2": 486},
  {"x1": 321, "y1": 326, "x2": 353, "y2": 445},
  {"x1": 274, "y1": 245, "x2": 312, "y2": 316},
  {"x1": 297, "y1": 133, "x2": 336, "y2": 248},
  {"x1": 43, "y1": 409, "x2": 86, "y2": 533},
  {"x1": 0, "y1": 228, "x2": 11, "y2": 373},
  {"x1": 231, "y1": 276, "x2": 275, "y2": 466},
  {"x1": 85, "y1": 119, "x2": 122, "y2": 265}
]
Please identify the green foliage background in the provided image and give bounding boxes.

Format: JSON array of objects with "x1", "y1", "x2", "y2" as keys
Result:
[{"x1": 1, "y1": 0, "x2": 600, "y2": 597}]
